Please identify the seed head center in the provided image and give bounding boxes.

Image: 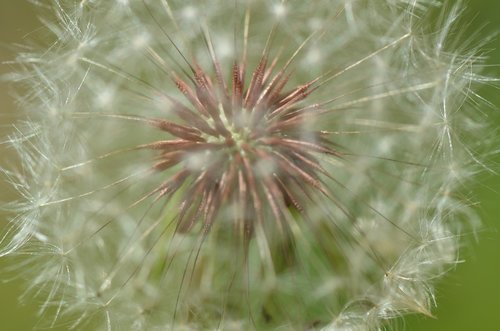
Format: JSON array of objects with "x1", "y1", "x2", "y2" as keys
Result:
[{"x1": 204, "y1": 105, "x2": 258, "y2": 156}]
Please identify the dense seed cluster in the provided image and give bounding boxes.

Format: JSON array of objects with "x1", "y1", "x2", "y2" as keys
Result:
[{"x1": 142, "y1": 34, "x2": 342, "y2": 241}]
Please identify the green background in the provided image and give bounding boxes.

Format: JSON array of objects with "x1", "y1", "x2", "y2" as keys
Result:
[{"x1": 0, "y1": 1, "x2": 498, "y2": 330}]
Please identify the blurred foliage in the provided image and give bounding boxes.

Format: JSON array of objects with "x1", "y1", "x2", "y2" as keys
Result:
[{"x1": 0, "y1": 1, "x2": 498, "y2": 330}]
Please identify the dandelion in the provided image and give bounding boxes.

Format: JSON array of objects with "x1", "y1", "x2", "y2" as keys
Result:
[{"x1": 1, "y1": 0, "x2": 495, "y2": 330}]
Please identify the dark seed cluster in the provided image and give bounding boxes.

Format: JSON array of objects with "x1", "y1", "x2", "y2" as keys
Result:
[{"x1": 143, "y1": 38, "x2": 341, "y2": 243}]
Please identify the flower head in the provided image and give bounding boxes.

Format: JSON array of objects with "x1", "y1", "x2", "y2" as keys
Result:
[
  {"x1": 137, "y1": 33, "x2": 338, "y2": 238},
  {"x1": 1, "y1": 0, "x2": 495, "y2": 330}
]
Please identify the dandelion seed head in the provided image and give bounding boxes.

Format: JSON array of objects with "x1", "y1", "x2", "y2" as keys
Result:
[{"x1": 1, "y1": 0, "x2": 496, "y2": 330}]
